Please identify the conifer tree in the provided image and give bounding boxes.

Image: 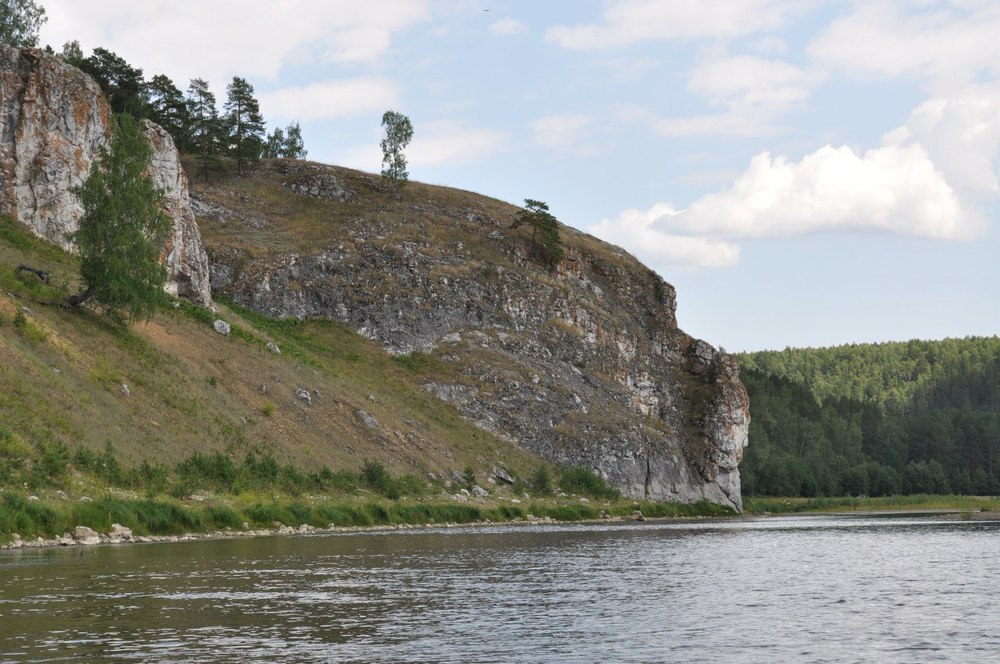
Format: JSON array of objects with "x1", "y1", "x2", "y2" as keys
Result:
[
  {"x1": 511, "y1": 199, "x2": 565, "y2": 269},
  {"x1": 187, "y1": 78, "x2": 220, "y2": 182},
  {"x1": 79, "y1": 47, "x2": 147, "y2": 117},
  {"x1": 223, "y1": 76, "x2": 266, "y2": 175},
  {"x1": 146, "y1": 74, "x2": 192, "y2": 152},
  {"x1": 70, "y1": 114, "x2": 171, "y2": 324}
]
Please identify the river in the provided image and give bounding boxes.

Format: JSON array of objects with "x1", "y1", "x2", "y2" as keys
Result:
[{"x1": 1, "y1": 514, "x2": 997, "y2": 663}]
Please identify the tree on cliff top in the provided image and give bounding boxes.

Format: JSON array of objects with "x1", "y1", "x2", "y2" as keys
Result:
[
  {"x1": 511, "y1": 199, "x2": 565, "y2": 269},
  {"x1": 0, "y1": 0, "x2": 47, "y2": 47},
  {"x1": 70, "y1": 113, "x2": 171, "y2": 324},
  {"x1": 187, "y1": 78, "x2": 221, "y2": 182},
  {"x1": 223, "y1": 76, "x2": 266, "y2": 175},
  {"x1": 380, "y1": 110, "x2": 413, "y2": 195}
]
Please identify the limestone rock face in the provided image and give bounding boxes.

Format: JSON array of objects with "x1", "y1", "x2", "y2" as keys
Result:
[
  {"x1": 0, "y1": 45, "x2": 211, "y2": 305},
  {"x1": 203, "y1": 166, "x2": 751, "y2": 510}
]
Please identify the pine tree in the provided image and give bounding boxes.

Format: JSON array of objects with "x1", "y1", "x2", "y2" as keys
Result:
[
  {"x1": 70, "y1": 114, "x2": 171, "y2": 324},
  {"x1": 223, "y1": 76, "x2": 266, "y2": 175},
  {"x1": 187, "y1": 78, "x2": 220, "y2": 182},
  {"x1": 79, "y1": 47, "x2": 147, "y2": 117},
  {"x1": 146, "y1": 74, "x2": 192, "y2": 152},
  {"x1": 511, "y1": 199, "x2": 565, "y2": 269}
]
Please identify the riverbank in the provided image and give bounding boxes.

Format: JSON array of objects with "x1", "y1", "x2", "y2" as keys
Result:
[
  {"x1": 0, "y1": 490, "x2": 734, "y2": 551},
  {"x1": 745, "y1": 494, "x2": 1000, "y2": 514},
  {"x1": 1, "y1": 510, "x2": 659, "y2": 551}
]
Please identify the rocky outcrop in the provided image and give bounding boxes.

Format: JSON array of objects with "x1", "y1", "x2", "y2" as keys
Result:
[
  {"x1": 202, "y1": 166, "x2": 750, "y2": 510},
  {"x1": 0, "y1": 44, "x2": 211, "y2": 305}
]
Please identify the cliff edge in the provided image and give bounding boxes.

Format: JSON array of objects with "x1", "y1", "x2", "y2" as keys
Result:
[
  {"x1": 199, "y1": 161, "x2": 750, "y2": 509},
  {"x1": 0, "y1": 45, "x2": 211, "y2": 305}
]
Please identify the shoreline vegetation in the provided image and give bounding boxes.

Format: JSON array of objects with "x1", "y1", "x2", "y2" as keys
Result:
[
  {"x1": 0, "y1": 444, "x2": 737, "y2": 549},
  {"x1": 4, "y1": 485, "x2": 998, "y2": 551}
]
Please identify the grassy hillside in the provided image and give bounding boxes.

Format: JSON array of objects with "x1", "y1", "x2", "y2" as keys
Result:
[{"x1": 0, "y1": 214, "x2": 541, "y2": 487}]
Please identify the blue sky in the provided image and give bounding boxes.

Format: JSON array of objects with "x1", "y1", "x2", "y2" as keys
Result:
[{"x1": 39, "y1": 1, "x2": 1000, "y2": 351}]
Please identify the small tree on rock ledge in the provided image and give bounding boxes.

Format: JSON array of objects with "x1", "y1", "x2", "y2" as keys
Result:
[
  {"x1": 70, "y1": 113, "x2": 171, "y2": 325},
  {"x1": 511, "y1": 199, "x2": 565, "y2": 269}
]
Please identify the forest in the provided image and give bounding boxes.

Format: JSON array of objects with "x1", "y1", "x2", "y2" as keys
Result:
[{"x1": 738, "y1": 337, "x2": 1000, "y2": 497}]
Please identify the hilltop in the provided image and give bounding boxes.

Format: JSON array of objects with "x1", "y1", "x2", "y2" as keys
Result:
[{"x1": 0, "y1": 45, "x2": 748, "y2": 509}]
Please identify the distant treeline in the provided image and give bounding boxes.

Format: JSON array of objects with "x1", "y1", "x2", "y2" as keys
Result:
[{"x1": 738, "y1": 337, "x2": 1000, "y2": 497}]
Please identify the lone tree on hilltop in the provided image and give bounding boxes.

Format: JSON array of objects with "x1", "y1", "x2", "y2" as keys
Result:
[
  {"x1": 224, "y1": 76, "x2": 266, "y2": 175},
  {"x1": 512, "y1": 199, "x2": 565, "y2": 269},
  {"x1": 69, "y1": 113, "x2": 171, "y2": 325},
  {"x1": 380, "y1": 110, "x2": 413, "y2": 195},
  {"x1": 0, "y1": 0, "x2": 46, "y2": 47}
]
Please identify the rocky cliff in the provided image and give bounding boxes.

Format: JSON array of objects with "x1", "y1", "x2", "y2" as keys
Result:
[
  {"x1": 0, "y1": 45, "x2": 211, "y2": 305},
  {"x1": 198, "y1": 162, "x2": 750, "y2": 509}
]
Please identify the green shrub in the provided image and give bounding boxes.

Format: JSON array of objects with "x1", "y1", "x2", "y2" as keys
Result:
[
  {"x1": 360, "y1": 459, "x2": 399, "y2": 499},
  {"x1": 244, "y1": 502, "x2": 295, "y2": 527},
  {"x1": 531, "y1": 466, "x2": 553, "y2": 495},
  {"x1": 558, "y1": 466, "x2": 620, "y2": 500},
  {"x1": 176, "y1": 452, "x2": 237, "y2": 491},
  {"x1": 204, "y1": 505, "x2": 243, "y2": 530}
]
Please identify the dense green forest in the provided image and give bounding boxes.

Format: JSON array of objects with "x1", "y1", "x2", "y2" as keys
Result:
[{"x1": 738, "y1": 337, "x2": 1000, "y2": 497}]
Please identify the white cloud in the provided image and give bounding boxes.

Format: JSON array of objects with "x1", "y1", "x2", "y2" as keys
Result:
[
  {"x1": 40, "y1": 0, "x2": 429, "y2": 85},
  {"x1": 489, "y1": 19, "x2": 527, "y2": 36},
  {"x1": 808, "y1": 1, "x2": 1000, "y2": 92},
  {"x1": 644, "y1": 56, "x2": 823, "y2": 136},
  {"x1": 259, "y1": 79, "x2": 399, "y2": 121},
  {"x1": 546, "y1": 0, "x2": 790, "y2": 49},
  {"x1": 890, "y1": 86, "x2": 1000, "y2": 195},
  {"x1": 594, "y1": 134, "x2": 985, "y2": 270},
  {"x1": 673, "y1": 145, "x2": 980, "y2": 240},
  {"x1": 530, "y1": 114, "x2": 596, "y2": 152},
  {"x1": 590, "y1": 204, "x2": 741, "y2": 269},
  {"x1": 408, "y1": 121, "x2": 510, "y2": 167},
  {"x1": 688, "y1": 56, "x2": 818, "y2": 108}
]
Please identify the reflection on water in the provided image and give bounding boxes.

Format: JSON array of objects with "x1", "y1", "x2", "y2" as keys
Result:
[{"x1": 1, "y1": 515, "x2": 998, "y2": 663}]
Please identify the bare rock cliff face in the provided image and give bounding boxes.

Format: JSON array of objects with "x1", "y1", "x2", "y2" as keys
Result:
[
  {"x1": 0, "y1": 45, "x2": 211, "y2": 305},
  {"x1": 204, "y1": 165, "x2": 750, "y2": 509}
]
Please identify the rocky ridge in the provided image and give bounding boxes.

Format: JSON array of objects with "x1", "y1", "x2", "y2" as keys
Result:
[
  {"x1": 199, "y1": 162, "x2": 751, "y2": 509},
  {"x1": 0, "y1": 45, "x2": 211, "y2": 305}
]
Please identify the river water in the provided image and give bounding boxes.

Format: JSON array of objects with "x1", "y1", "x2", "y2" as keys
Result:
[{"x1": 1, "y1": 514, "x2": 997, "y2": 663}]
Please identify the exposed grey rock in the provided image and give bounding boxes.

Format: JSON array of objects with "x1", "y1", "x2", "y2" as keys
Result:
[
  {"x1": 357, "y1": 409, "x2": 379, "y2": 430},
  {"x1": 0, "y1": 45, "x2": 211, "y2": 305},
  {"x1": 120, "y1": 384, "x2": 130, "y2": 397},
  {"x1": 295, "y1": 388, "x2": 312, "y2": 404},
  {"x1": 494, "y1": 469, "x2": 515, "y2": 484},
  {"x1": 213, "y1": 319, "x2": 231, "y2": 335},
  {"x1": 471, "y1": 485, "x2": 489, "y2": 498},
  {"x1": 266, "y1": 341, "x2": 281, "y2": 354}
]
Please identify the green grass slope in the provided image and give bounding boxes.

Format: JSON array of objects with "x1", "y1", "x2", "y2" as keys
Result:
[{"x1": 0, "y1": 215, "x2": 539, "y2": 485}]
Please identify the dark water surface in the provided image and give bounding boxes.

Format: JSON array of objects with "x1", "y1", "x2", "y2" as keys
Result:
[{"x1": 1, "y1": 514, "x2": 998, "y2": 663}]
